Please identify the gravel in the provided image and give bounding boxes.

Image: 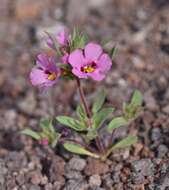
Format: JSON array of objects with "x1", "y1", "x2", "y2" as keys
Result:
[
  {"x1": 89, "y1": 174, "x2": 102, "y2": 187},
  {"x1": 0, "y1": 0, "x2": 169, "y2": 189},
  {"x1": 63, "y1": 179, "x2": 88, "y2": 190},
  {"x1": 67, "y1": 157, "x2": 87, "y2": 171},
  {"x1": 131, "y1": 159, "x2": 154, "y2": 176}
]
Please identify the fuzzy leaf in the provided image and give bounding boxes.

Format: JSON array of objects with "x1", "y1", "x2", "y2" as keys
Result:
[
  {"x1": 21, "y1": 129, "x2": 41, "y2": 140},
  {"x1": 93, "y1": 107, "x2": 114, "y2": 129},
  {"x1": 70, "y1": 28, "x2": 88, "y2": 51},
  {"x1": 123, "y1": 90, "x2": 143, "y2": 120},
  {"x1": 40, "y1": 118, "x2": 55, "y2": 133},
  {"x1": 76, "y1": 104, "x2": 87, "y2": 120},
  {"x1": 104, "y1": 135, "x2": 137, "y2": 159},
  {"x1": 86, "y1": 129, "x2": 98, "y2": 141},
  {"x1": 110, "y1": 46, "x2": 117, "y2": 60},
  {"x1": 51, "y1": 133, "x2": 61, "y2": 148},
  {"x1": 112, "y1": 136, "x2": 137, "y2": 149},
  {"x1": 56, "y1": 116, "x2": 87, "y2": 131},
  {"x1": 63, "y1": 142, "x2": 99, "y2": 158},
  {"x1": 92, "y1": 88, "x2": 107, "y2": 113},
  {"x1": 107, "y1": 116, "x2": 128, "y2": 133},
  {"x1": 131, "y1": 90, "x2": 143, "y2": 107}
]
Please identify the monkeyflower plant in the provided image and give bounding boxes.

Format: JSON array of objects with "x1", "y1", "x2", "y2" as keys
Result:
[{"x1": 22, "y1": 28, "x2": 143, "y2": 160}]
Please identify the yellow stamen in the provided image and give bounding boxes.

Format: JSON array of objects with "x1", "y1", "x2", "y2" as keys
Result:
[
  {"x1": 48, "y1": 72, "x2": 57, "y2": 80},
  {"x1": 83, "y1": 66, "x2": 95, "y2": 73}
]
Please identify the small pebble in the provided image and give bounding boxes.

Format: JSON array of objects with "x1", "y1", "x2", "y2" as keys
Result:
[
  {"x1": 89, "y1": 174, "x2": 101, "y2": 187},
  {"x1": 67, "y1": 157, "x2": 86, "y2": 171}
]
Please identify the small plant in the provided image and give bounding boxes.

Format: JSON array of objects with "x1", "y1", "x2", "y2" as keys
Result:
[{"x1": 22, "y1": 28, "x2": 143, "y2": 160}]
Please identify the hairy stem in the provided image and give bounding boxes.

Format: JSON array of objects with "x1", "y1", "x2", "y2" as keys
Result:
[
  {"x1": 108, "y1": 129, "x2": 116, "y2": 147},
  {"x1": 76, "y1": 78, "x2": 92, "y2": 118},
  {"x1": 76, "y1": 78, "x2": 105, "y2": 154},
  {"x1": 96, "y1": 136, "x2": 105, "y2": 154}
]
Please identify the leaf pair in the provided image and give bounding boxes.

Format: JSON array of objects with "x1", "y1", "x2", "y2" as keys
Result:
[
  {"x1": 21, "y1": 118, "x2": 60, "y2": 148},
  {"x1": 92, "y1": 88, "x2": 114, "y2": 129},
  {"x1": 70, "y1": 28, "x2": 88, "y2": 51},
  {"x1": 123, "y1": 90, "x2": 143, "y2": 120},
  {"x1": 104, "y1": 135, "x2": 137, "y2": 159},
  {"x1": 56, "y1": 116, "x2": 87, "y2": 132},
  {"x1": 107, "y1": 90, "x2": 143, "y2": 134}
]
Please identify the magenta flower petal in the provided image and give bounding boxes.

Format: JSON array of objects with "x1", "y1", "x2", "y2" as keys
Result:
[
  {"x1": 84, "y1": 43, "x2": 102, "y2": 60},
  {"x1": 30, "y1": 54, "x2": 60, "y2": 90},
  {"x1": 36, "y1": 54, "x2": 48, "y2": 69},
  {"x1": 69, "y1": 49, "x2": 85, "y2": 68},
  {"x1": 56, "y1": 30, "x2": 69, "y2": 46},
  {"x1": 88, "y1": 70, "x2": 105, "y2": 81},
  {"x1": 30, "y1": 68, "x2": 48, "y2": 86},
  {"x1": 69, "y1": 42, "x2": 112, "y2": 81},
  {"x1": 61, "y1": 54, "x2": 69, "y2": 64},
  {"x1": 97, "y1": 53, "x2": 112, "y2": 72},
  {"x1": 72, "y1": 68, "x2": 88, "y2": 79},
  {"x1": 46, "y1": 30, "x2": 70, "y2": 50}
]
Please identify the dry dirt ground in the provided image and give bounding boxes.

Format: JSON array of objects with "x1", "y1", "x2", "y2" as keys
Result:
[{"x1": 0, "y1": 0, "x2": 169, "y2": 189}]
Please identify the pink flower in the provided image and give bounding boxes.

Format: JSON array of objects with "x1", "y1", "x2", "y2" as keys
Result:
[
  {"x1": 40, "y1": 138, "x2": 49, "y2": 146},
  {"x1": 47, "y1": 30, "x2": 70, "y2": 49},
  {"x1": 68, "y1": 43, "x2": 112, "y2": 81},
  {"x1": 61, "y1": 53, "x2": 69, "y2": 64},
  {"x1": 30, "y1": 54, "x2": 60, "y2": 90}
]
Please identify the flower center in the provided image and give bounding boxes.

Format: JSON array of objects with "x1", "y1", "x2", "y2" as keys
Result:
[
  {"x1": 48, "y1": 72, "x2": 57, "y2": 80},
  {"x1": 81, "y1": 62, "x2": 97, "y2": 73}
]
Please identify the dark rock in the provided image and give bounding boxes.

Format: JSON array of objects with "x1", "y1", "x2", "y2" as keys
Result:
[
  {"x1": 89, "y1": 174, "x2": 101, "y2": 187},
  {"x1": 161, "y1": 44, "x2": 169, "y2": 54},
  {"x1": 84, "y1": 159, "x2": 109, "y2": 176},
  {"x1": 151, "y1": 128, "x2": 162, "y2": 142},
  {"x1": 29, "y1": 185, "x2": 41, "y2": 190},
  {"x1": 49, "y1": 156, "x2": 65, "y2": 184},
  {"x1": 157, "y1": 144, "x2": 168, "y2": 158},
  {"x1": 0, "y1": 159, "x2": 8, "y2": 187},
  {"x1": 131, "y1": 159, "x2": 154, "y2": 176},
  {"x1": 67, "y1": 157, "x2": 86, "y2": 171},
  {"x1": 131, "y1": 173, "x2": 145, "y2": 184},
  {"x1": 27, "y1": 170, "x2": 43, "y2": 185},
  {"x1": 102, "y1": 173, "x2": 114, "y2": 189},
  {"x1": 63, "y1": 179, "x2": 88, "y2": 190},
  {"x1": 89, "y1": 187, "x2": 106, "y2": 190},
  {"x1": 65, "y1": 170, "x2": 83, "y2": 180},
  {"x1": 111, "y1": 172, "x2": 121, "y2": 183}
]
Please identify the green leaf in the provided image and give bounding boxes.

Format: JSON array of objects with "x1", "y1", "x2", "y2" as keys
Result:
[
  {"x1": 93, "y1": 107, "x2": 114, "y2": 129},
  {"x1": 21, "y1": 129, "x2": 41, "y2": 140},
  {"x1": 92, "y1": 88, "x2": 107, "y2": 113},
  {"x1": 107, "y1": 116, "x2": 128, "y2": 133},
  {"x1": 40, "y1": 118, "x2": 54, "y2": 131},
  {"x1": 51, "y1": 133, "x2": 61, "y2": 148},
  {"x1": 56, "y1": 116, "x2": 87, "y2": 131},
  {"x1": 110, "y1": 46, "x2": 117, "y2": 60},
  {"x1": 70, "y1": 28, "x2": 88, "y2": 51},
  {"x1": 112, "y1": 136, "x2": 137, "y2": 149},
  {"x1": 131, "y1": 90, "x2": 143, "y2": 107},
  {"x1": 76, "y1": 104, "x2": 87, "y2": 120},
  {"x1": 86, "y1": 129, "x2": 98, "y2": 141},
  {"x1": 63, "y1": 142, "x2": 99, "y2": 158},
  {"x1": 104, "y1": 135, "x2": 137, "y2": 159},
  {"x1": 123, "y1": 90, "x2": 143, "y2": 120}
]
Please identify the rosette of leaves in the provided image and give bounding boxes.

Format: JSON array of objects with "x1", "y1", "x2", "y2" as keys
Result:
[
  {"x1": 21, "y1": 118, "x2": 60, "y2": 148},
  {"x1": 56, "y1": 89, "x2": 143, "y2": 160}
]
